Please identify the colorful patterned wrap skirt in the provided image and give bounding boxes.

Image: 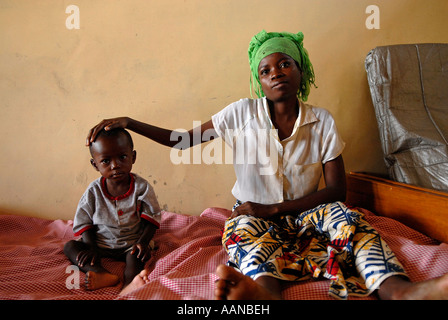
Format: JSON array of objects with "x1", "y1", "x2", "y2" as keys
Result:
[{"x1": 222, "y1": 201, "x2": 408, "y2": 299}]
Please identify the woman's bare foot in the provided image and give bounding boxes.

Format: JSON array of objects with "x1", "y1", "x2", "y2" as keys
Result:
[
  {"x1": 85, "y1": 271, "x2": 119, "y2": 290},
  {"x1": 380, "y1": 274, "x2": 448, "y2": 300},
  {"x1": 119, "y1": 269, "x2": 150, "y2": 295},
  {"x1": 214, "y1": 264, "x2": 281, "y2": 300}
]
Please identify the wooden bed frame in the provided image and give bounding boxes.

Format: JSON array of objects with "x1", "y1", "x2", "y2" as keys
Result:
[{"x1": 346, "y1": 172, "x2": 448, "y2": 244}]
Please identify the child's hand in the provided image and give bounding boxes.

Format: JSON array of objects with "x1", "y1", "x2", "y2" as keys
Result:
[
  {"x1": 130, "y1": 243, "x2": 152, "y2": 262},
  {"x1": 76, "y1": 249, "x2": 99, "y2": 268}
]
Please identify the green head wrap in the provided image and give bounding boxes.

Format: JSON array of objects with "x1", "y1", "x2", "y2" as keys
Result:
[{"x1": 248, "y1": 30, "x2": 316, "y2": 101}]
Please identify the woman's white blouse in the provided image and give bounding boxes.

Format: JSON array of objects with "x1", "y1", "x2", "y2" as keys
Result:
[{"x1": 211, "y1": 97, "x2": 345, "y2": 204}]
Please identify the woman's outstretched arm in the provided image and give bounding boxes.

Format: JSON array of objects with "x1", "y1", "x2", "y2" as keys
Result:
[{"x1": 86, "y1": 117, "x2": 216, "y2": 149}]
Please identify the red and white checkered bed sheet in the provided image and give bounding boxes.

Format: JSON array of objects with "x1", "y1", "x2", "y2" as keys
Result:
[{"x1": 0, "y1": 207, "x2": 447, "y2": 300}]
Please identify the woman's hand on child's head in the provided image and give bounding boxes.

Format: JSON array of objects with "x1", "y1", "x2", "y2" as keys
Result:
[
  {"x1": 231, "y1": 202, "x2": 278, "y2": 220},
  {"x1": 86, "y1": 117, "x2": 130, "y2": 146},
  {"x1": 130, "y1": 243, "x2": 152, "y2": 262}
]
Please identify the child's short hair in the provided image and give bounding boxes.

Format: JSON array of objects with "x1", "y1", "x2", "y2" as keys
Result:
[{"x1": 89, "y1": 128, "x2": 134, "y2": 155}]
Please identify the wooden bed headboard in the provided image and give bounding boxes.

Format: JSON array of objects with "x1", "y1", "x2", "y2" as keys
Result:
[{"x1": 345, "y1": 172, "x2": 448, "y2": 244}]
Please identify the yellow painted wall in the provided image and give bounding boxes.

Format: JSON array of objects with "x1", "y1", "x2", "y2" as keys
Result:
[{"x1": 1, "y1": 0, "x2": 448, "y2": 220}]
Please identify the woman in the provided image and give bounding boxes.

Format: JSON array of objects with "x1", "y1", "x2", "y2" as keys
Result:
[{"x1": 87, "y1": 30, "x2": 448, "y2": 300}]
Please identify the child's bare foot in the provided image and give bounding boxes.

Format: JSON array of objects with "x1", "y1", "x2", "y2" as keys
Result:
[
  {"x1": 85, "y1": 271, "x2": 119, "y2": 290},
  {"x1": 214, "y1": 264, "x2": 280, "y2": 300},
  {"x1": 119, "y1": 269, "x2": 150, "y2": 295},
  {"x1": 385, "y1": 274, "x2": 448, "y2": 300}
]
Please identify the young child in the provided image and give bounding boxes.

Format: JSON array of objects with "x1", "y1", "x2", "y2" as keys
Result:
[{"x1": 64, "y1": 128, "x2": 161, "y2": 291}]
